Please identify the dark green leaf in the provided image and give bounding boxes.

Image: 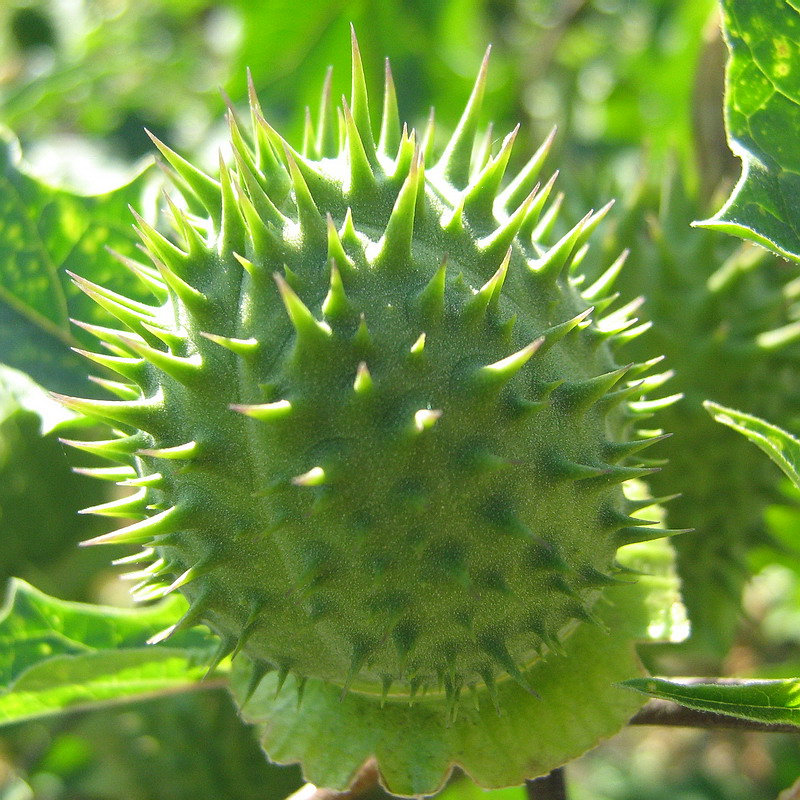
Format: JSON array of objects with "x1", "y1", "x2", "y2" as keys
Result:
[
  {"x1": 621, "y1": 676, "x2": 800, "y2": 727},
  {"x1": 705, "y1": 400, "x2": 800, "y2": 488},
  {"x1": 697, "y1": 0, "x2": 800, "y2": 262},
  {"x1": 0, "y1": 129, "x2": 154, "y2": 394}
]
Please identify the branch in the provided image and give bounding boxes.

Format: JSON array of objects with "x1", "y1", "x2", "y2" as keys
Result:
[{"x1": 631, "y1": 698, "x2": 800, "y2": 735}]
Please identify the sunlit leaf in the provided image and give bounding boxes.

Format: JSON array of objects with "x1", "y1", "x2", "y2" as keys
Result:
[
  {"x1": 697, "y1": 0, "x2": 800, "y2": 262},
  {"x1": 621, "y1": 676, "x2": 800, "y2": 727}
]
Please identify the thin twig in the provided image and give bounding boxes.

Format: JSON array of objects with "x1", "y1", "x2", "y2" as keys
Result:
[
  {"x1": 525, "y1": 768, "x2": 567, "y2": 800},
  {"x1": 631, "y1": 698, "x2": 800, "y2": 735}
]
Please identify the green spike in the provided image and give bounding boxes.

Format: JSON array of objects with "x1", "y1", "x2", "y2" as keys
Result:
[
  {"x1": 341, "y1": 639, "x2": 371, "y2": 700},
  {"x1": 551, "y1": 460, "x2": 610, "y2": 482},
  {"x1": 627, "y1": 393, "x2": 683, "y2": 416},
  {"x1": 73, "y1": 465, "x2": 137, "y2": 482},
  {"x1": 479, "y1": 188, "x2": 538, "y2": 263},
  {"x1": 557, "y1": 365, "x2": 633, "y2": 412},
  {"x1": 72, "y1": 348, "x2": 147, "y2": 385},
  {"x1": 145, "y1": 130, "x2": 222, "y2": 223},
  {"x1": 282, "y1": 148, "x2": 326, "y2": 247},
  {"x1": 241, "y1": 660, "x2": 274, "y2": 706},
  {"x1": 275, "y1": 664, "x2": 291, "y2": 698},
  {"x1": 230, "y1": 400, "x2": 293, "y2": 421},
  {"x1": 120, "y1": 472, "x2": 165, "y2": 488},
  {"x1": 120, "y1": 336, "x2": 203, "y2": 385},
  {"x1": 342, "y1": 98, "x2": 378, "y2": 194},
  {"x1": 498, "y1": 125, "x2": 557, "y2": 212},
  {"x1": 463, "y1": 125, "x2": 518, "y2": 220},
  {"x1": 603, "y1": 433, "x2": 672, "y2": 463},
  {"x1": 536, "y1": 308, "x2": 593, "y2": 356},
  {"x1": 442, "y1": 192, "x2": 466, "y2": 235},
  {"x1": 349, "y1": 26, "x2": 377, "y2": 164},
  {"x1": 478, "y1": 667, "x2": 501, "y2": 715},
  {"x1": 474, "y1": 338, "x2": 544, "y2": 391},
  {"x1": 579, "y1": 464, "x2": 660, "y2": 491},
  {"x1": 316, "y1": 66, "x2": 337, "y2": 158},
  {"x1": 70, "y1": 318, "x2": 145, "y2": 351},
  {"x1": 518, "y1": 172, "x2": 558, "y2": 241},
  {"x1": 614, "y1": 526, "x2": 691, "y2": 548},
  {"x1": 340, "y1": 207, "x2": 361, "y2": 249},
  {"x1": 147, "y1": 256, "x2": 208, "y2": 312},
  {"x1": 140, "y1": 321, "x2": 187, "y2": 352},
  {"x1": 226, "y1": 108, "x2": 258, "y2": 175},
  {"x1": 112, "y1": 547, "x2": 155, "y2": 566},
  {"x1": 434, "y1": 46, "x2": 491, "y2": 188},
  {"x1": 477, "y1": 633, "x2": 537, "y2": 696},
  {"x1": 247, "y1": 76, "x2": 292, "y2": 205},
  {"x1": 231, "y1": 148, "x2": 290, "y2": 230},
  {"x1": 274, "y1": 272, "x2": 332, "y2": 347},
  {"x1": 583, "y1": 250, "x2": 629, "y2": 301},
  {"x1": 758, "y1": 320, "x2": 800, "y2": 349},
  {"x1": 137, "y1": 441, "x2": 199, "y2": 460},
  {"x1": 326, "y1": 214, "x2": 355, "y2": 274},
  {"x1": 69, "y1": 271, "x2": 157, "y2": 320},
  {"x1": 416, "y1": 257, "x2": 447, "y2": 322},
  {"x1": 321, "y1": 260, "x2": 353, "y2": 321},
  {"x1": 233, "y1": 193, "x2": 285, "y2": 265},
  {"x1": 292, "y1": 466, "x2": 327, "y2": 487},
  {"x1": 409, "y1": 332, "x2": 426, "y2": 355},
  {"x1": 353, "y1": 361, "x2": 373, "y2": 394},
  {"x1": 60, "y1": 433, "x2": 142, "y2": 461},
  {"x1": 200, "y1": 331, "x2": 260, "y2": 358},
  {"x1": 107, "y1": 246, "x2": 169, "y2": 299},
  {"x1": 204, "y1": 634, "x2": 236, "y2": 679},
  {"x1": 626, "y1": 493, "x2": 681, "y2": 513},
  {"x1": 530, "y1": 212, "x2": 591, "y2": 284},
  {"x1": 51, "y1": 391, "x2": 162, "y2": 433},
  {"x1": 412, "y1": 408, "x2": 442, "y2": 433},
  {"x1": 79, "y1": 488, "x2": 147, "y2": 519},
  {"x1": 472, "y1": 122, "x2": 495, "y2": 177},
  {"x1": 464, "y1": 247, "x2": 511, "y2": 321},
  {"x1": 392, "y1": 125, "x2": 415, "y2": 181},
  {"x1": 531, "y1": 191, "x2": 565, "y2": 244},
  {"x1": 80, "y1": 505, "x2": 179, "y2": 547},
  {"x1": 378, "y1": 58, "x2": 401, "y2": 157},
  {"x1": 376, "y1": 147, "x2": 423, "y2": 267}
]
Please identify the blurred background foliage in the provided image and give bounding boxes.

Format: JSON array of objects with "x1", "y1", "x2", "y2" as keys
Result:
[{"x1": 1, "y1": 0, "x2": 799, "y2": 798}]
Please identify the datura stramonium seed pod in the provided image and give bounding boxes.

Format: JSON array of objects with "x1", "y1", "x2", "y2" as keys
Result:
[{"x1": 60, "y1": 32, "x2": 685, "y2": 796}]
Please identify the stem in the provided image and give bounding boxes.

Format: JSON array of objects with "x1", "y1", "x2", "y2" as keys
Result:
[
  {"x1": 631, "y1": 698, "x2": 800, "y2": 735},
  {"x1": 525, "y1": 768, "x2": 567, "y2": 800}
]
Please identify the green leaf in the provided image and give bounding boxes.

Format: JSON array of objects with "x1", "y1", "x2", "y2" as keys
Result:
[
  {"x1": 0, "y1": 128, "x2": 154, "y2": 394},
  {"x1": 704, "y1": 400, "x2": 800, "y2": 488},
  {"x1": 0, "y1": 579, "x2": 217, "y2": 725},
  {"x1": 620, "y1": 676, "x2": 800, "y2": 727},
  {"x1": 0, "y1": 363, "x2": 76, "y2": 433},
  {"x1": 696, "y1": 0, "x2": 800, "y2": 262}
]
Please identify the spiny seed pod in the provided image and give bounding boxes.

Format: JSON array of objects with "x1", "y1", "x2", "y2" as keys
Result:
[
  {"x1": 60, "y1": 33, "x2": 684, "y2": 794},
  {"x1": 584, "y1": 167, "x2": 800, "y2": 656}
]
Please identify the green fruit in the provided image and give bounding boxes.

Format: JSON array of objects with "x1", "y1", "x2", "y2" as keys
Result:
[{"x1": 60, "y1": 34, "x2": 683, "y2": 792}]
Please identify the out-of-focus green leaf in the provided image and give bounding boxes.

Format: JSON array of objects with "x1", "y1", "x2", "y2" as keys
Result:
[
  {"x1": 0, "y1": 579, "x2": 217, "y2": 725},
  {"x1": 698, "y1": 0, "x2": 800, "y2": 262},
  {"x1": 705, "y1": 401, "x2": 800, "y2": 488},
  {"x1": 0, "y1": 129, "x2": 153, "y2": 394},
  {"x1": 621, "y1": 676, "x2": 800, "y2": 727},
  {"x1": 0, "y1": 364, "x2": 75, "y2": 433}
]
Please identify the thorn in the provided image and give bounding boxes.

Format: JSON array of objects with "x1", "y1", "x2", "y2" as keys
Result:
[
  {"x1": 230, "y1": 399, "x2": 292, "y2": 421},
  {"x1": 434, "y1": 46, "x2": 491, "y2": 188},
  {"x1": 316, "y1": 66, "x2": 337, "y2": 158},
  {"x1": 342, "y1": 98, "x2": 377, "y2": 193},
  {"x1": 583, "y1": 250, "x2": 629, "y2": 300},
  {"x1": 614, "y1": 526, "x2": 692, "y2": 548},
  {"x1": 497, "y1": 125, "x2": 557, "y2": 212},
  {"x1": 137, "y1": 441, "x2": 199, "y2": 460},
  {"x1": 376, "y1": 146, "x2": 423, "y2": 267},
  {"x1": 321, "y1": 259, "x2": 353, "y2": 321},
  {"x1": 274, "y1": 272, "x2": 332, "y2": 347},
  {"x1": 292, "y1": 466, "x2": 327, "y2": 487},
  {"x1": 475, "y1": 338, "x2": 544, "y2": 391},
  {"x1": 479, "y1": 187, "x2": 539, "y2": 263},
  {"x1": 557, "y1": 364, "x2": 633, "y2": 413},
  {"x1": 80, "y1": 506, "x2": 179, "y2": 546},
  {"x1": 353, "y1": 361, "x2": 373, "y2": 394},
  {"x1": 413, "y1": 408, "x2": 442, "y2": 433},
  {"x1": 145, "y1": 130, "x2": 222, "y2": 223},
  {"x1": 416, "y1": 257, "x2": 447, "y2": 322},
  {"x1": 378, "y1": 58, "x2": 401, "y2": 156},
  {"x1": 464, "y1": 247, "x2": 511, "y2": 320},
  {"x1": 537, "y1": 307, "x2": 593, "y2": 355},
  {"x1": 409, "y1": 332, "x2": 426, "y2": 355},
  {"x1": 349, "y1": 24, "x2": 377, "y2": 163},
  {"x1": 79, "y1": 488, "x2": 147, "y2": 518},
  {"x1": 241, "y1": 660, "x2": 273, "y2": 707},
  {"x1": 326, "y1": 214, "x2": 355, "y2": 274},
  {"x1": 478, "y1": 634, "x2": 538, "y2": 697},
  {"x1": 283, "y1": 148, "x2": 326, "y2": 246},
  {"x1": 199, "y1": 331, "x2": 260, "y2": 358},
  {"x1": 530, "y1": 212, "x2": 591, "y2": 283},
  {"x1": 463, "y1": 125, "x2": 519, "y2": 220}
]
